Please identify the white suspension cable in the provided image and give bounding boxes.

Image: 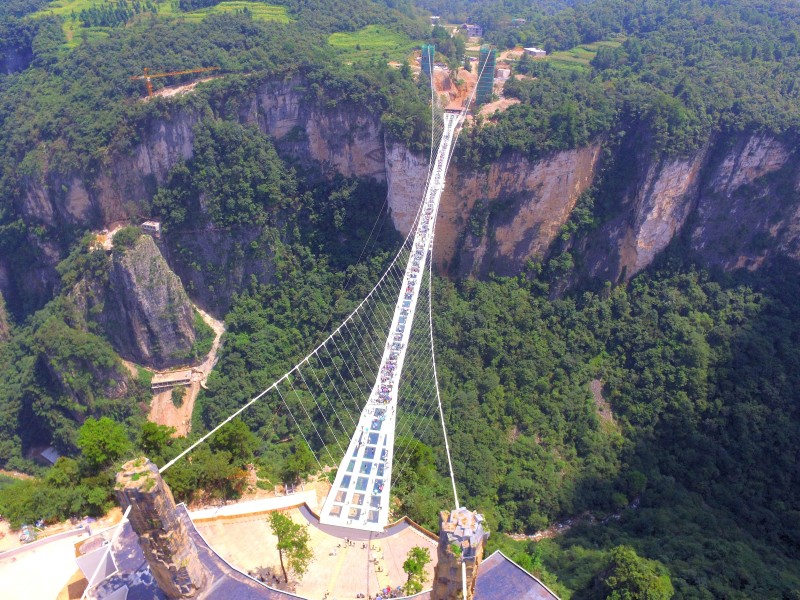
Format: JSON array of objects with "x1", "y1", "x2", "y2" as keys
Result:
[
  {"x1": 275, "y1": 383, "x2": 324, "y2": 473},
  {"x1": 428, "y1": 244, "x2": 459, "y2": 509}
]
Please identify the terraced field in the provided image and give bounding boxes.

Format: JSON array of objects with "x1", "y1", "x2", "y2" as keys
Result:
[
  {"x1": 546, "y1": 38, "x2": 625, "y2": 71},
  {"x1": 328, "y1": 25, "x2": 417, "y2": 61},
  {"x1": 32, "y1": 0, "x2": 290, "y2": 48}
]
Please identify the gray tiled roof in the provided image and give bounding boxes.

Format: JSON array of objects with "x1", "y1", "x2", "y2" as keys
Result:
[{"x1": 474, "y1": 550, "x2": 560, "y2": 600}]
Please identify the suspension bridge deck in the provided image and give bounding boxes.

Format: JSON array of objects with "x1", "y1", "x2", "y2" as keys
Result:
[{"x1": 319, "y1": 113, "x2": 462, "y2": 531}]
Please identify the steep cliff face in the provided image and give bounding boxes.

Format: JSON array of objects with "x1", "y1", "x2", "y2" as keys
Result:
[
  {"x1": 12, "y1": 77, "x2": 385, "y2": 312},
  {"x1": 240, "y1": 78, "x2": 385, "y2": 181},
  {"x1": 21, "y1": 112, "x2": 200, "y2": 229},
  {"x1": 107, "y1": 235, "x2": 197, "y2": 369},
  {"x1": 583, "y1": 146, "x2": 710, "y2": 282},
  {"x1": 11, "y1": 74, "x2": 800, "y2": 318},
  {"x1": 445, "y1": 146, "x2": 601, "y2": 277},
  {"x1": 385, "y1": 142, "x2": 429, "y2": 235},
  {"x1": 690, "y1": 134, "x2": 798, "y2": 270},
  {"x1": 388, "y1": 130, "x2": 800, "y2": 284},
  {"x1": 386, "y1": 142, "x2": 602, "y2": 277},
  {"x1": 19, "y1": 81, "x2": 384, "y2": 233},
  {"x1": 582, "y1": 133, "x2": 799, "y2": 282}
]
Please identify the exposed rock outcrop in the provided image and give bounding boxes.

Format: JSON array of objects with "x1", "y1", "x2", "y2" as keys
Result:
[
  {"x1": 690, "y1": 134, "x2": 798, "y2": 270},
  {"x1": 18, "y1": 79, "x2": 385, "y2": 235},
  {"x1": 385, "y1": 142, "x2": 430, "y2": 235},
  {"x1": 108, "y1": 235, "x2": 197, "y2": 369},
  {"x1": 386, "y1": 143, "x2": 602, "y2": 277},
  {"x1": 22, "y1": 113, "x2": 200, "y2": 230},
  {"x1": 584, "y1": 133, "x2": 798, "y2": 282},
  {"x1": 442, "y1": 146, "x2": 601, "y2": 277},
  {"x1": 10, "y1": 71, "x2": 800, "y2": 316},
  {"x1": 388, "y1": 129, "x2": 800, "y2": 284},
  {"x1": 12, "y1": 77, "x2": 386, "y2": 311},
  {"x1": 583, "y1": 145, "x2": 710, "y2": 282},
  {"x1": 240, "y1": 78, "x2": 386, "y2": 180}
]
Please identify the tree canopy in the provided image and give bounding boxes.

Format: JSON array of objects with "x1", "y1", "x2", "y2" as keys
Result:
[{"x1": 269, "y1": 512, "x2": 313, "y2": 583}]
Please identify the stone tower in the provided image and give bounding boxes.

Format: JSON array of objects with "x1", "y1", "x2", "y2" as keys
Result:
[
  {"x1": 431, "y1": 508, "x2": 489, "y2": 600},
  {"x1": 115, "y1": 457, "x2": 210, "y2": 598}
]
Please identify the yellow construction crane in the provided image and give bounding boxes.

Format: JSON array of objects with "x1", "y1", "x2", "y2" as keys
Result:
[{"x1": 130, "y1": 67, "x2": 220, "y2": 97}]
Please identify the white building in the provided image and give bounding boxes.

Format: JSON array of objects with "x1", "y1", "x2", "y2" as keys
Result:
[
  {"x1": 141, "y1": 220, "x2": 161, "y2": 238},
  {"x1": 524, "y1": 47, "x2": 547, "y2": 57},
  {"x1": 461, "y1": 23, "x2": 483, "y2": 38}
]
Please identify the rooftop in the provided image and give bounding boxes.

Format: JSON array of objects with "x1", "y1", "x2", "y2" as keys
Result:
[
  {"x1": 151, "y1": 370, "x2": 193, "y2": 385},
  {"x1": 474, "y1": 551, "x2": 560, "y2": 600}
]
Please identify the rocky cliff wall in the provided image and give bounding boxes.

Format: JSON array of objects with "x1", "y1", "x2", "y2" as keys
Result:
[
  {"x1": 386, "y1": 142, "x2": 602, "y2": 277},
  {"x1": 107, "y1": 235, "x2": 197, "y2": 369},
  {"x1": 385, "y1": 142, "x2": 429, "y2": 236},
  {"x1": 12, "y1": 73, "x2": 800, "y2": 317},
  {"x1": 12, "y1": 77, "x2": 386, "y2": 311},
  {"x1": 582, "y1": 132, "x2": 798, "y2": 282},
  {"x1": 388, "y1": 130, "x2": 800, "y2": 284},
  {"x1": 241, "y1": 79, "x2": 386, "y2": 181},
  {"x1": 583, "y1": 145, "x2": 711, "y2": 282},
  {"x1": 21, "y1": 112, "x2": 201, "y2": 230},
  {"x1": 690, "y1": 134, "x2": 798, "y2": 270},
  {"x1": 19, "y1": 81, "x2": 384, "y2": 234},
  {"x1": 443, "y1": 146, "x2": 601, "y2": 277}
]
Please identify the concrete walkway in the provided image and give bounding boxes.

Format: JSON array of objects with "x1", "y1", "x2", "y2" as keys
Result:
[
  {"x1": 0, "y1": 532, "x2": 88, "y2": 600},
  {"x1": 189, "y1": 490, "x2": 318, "y2": 521}
]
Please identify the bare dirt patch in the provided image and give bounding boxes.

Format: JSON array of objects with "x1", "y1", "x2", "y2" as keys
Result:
[
  {"x1": 433, "y1": 66, "x2": 475, "y2": 110},
  {"x1": 148, "y1": 76, "x2": 221, "y2": 100},
  {"x1": 149, "y1": 385, "x2": 195, "y2": 436},
  {"x1": 478, "y1": 96, "x2": 520, "y2": 118},
  {"x1": 499, "y1": 48, "x2": 524, "y2": 62},
  {"x1": 147, "y1": 305, "x2": 225, "y2": 436},
  {"x1": 120, "y1": 359, "x2": 139, "y2": 378},
  {"x1": 591, "y1": 378, "x2": 615, "y2": 424}
]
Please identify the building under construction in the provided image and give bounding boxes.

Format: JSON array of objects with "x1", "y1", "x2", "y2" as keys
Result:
[
  {"x1": 476, "y1": 45, "x2": 496, "y2": 105},
  {"x1": 421, "y1": 44, "x2": 435, "y2": 81}
]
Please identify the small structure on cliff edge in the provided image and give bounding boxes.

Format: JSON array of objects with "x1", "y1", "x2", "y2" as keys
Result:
[
  {"x1": 151, "y1": 369, "x2": 194, "y2": 393},
  {"x1": 430, "y1": 507, "x2": 561, "y2": 600},
  {"x1": 431, "y1": 508, "x2": 489, "y2": 599},
  {"x1": 115, "y1": 458, "x2": 210, "y2": 598},
  {"x1": 141, "y1": 220, "x2": 162, "y2": 238}
]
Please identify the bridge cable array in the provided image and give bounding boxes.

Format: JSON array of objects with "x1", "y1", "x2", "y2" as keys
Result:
[{"x1": 157, "y1": 48, "x2": 483, "y2": 526}]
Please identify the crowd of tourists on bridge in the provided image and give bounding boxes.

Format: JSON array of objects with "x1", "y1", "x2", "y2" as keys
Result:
[{"x1": 370, "y1": 198, "x2": 435, "y2": 408}]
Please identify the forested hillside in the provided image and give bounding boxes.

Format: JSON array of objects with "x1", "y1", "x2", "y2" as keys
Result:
[{"x1": 0, "y1": 1, "x2": 799, "y2": 598}]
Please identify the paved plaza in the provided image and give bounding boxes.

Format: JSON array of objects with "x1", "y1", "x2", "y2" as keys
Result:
[{"x1": 195, "y1": 506, "x2": 439, "y2": 599}]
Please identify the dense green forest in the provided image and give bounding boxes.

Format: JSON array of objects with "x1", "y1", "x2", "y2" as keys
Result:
[
  {"x1": 457, "y1": 0, "x2": 800, "y2": 163},
  {"x1": 0, "y1": 0, "x2": 799, "y2": 598}
]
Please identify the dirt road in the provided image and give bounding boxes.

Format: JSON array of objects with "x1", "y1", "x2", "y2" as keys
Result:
[{"x1": 148, "y1": 305, "x2": 225, "y2": 436}]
